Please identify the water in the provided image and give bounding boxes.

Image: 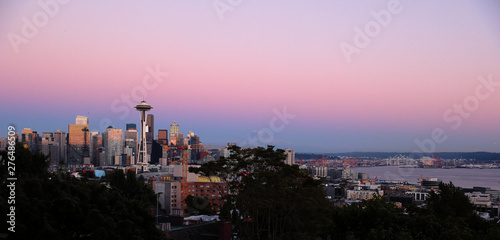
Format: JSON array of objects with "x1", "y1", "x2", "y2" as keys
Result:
[{"x1": 352, "y1": 166, "x2": 500, "y2": 190}]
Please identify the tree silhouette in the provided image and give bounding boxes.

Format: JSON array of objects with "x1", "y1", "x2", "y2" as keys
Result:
[
  {"x1": 0, "y1": 142, "x2": 165, "y2": 240},
  {"x1": 191, "y1": 145, "x2": 330, "y2": 239}
]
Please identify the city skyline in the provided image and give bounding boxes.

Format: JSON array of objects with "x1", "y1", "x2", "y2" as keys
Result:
[{"x1": 1, "y1": 1, "x2": 500, "y2": 153}]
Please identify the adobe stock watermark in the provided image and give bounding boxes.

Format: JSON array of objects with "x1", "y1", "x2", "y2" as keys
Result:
[
  {"x1": 340, "y1": 0, "x2": 404, "y2": 64},
  {"x1": 91, "y1": 65, "x2": 169, "y2": 133},
  {"x1": 415, "y1": 74, "x2": 498, "y2": 154},
  {"x1": 7, "y1": 0, "x2": 70, "y2": 54},
  {"x1": 238, "y1": 106, "x2": 296, "y2": 147},
  {"x1": 5, "y1": 125, "x2": 17, "y2": 235},
  {"x1": 213, "y1": 0, "x2": 242, "y2": 21}
]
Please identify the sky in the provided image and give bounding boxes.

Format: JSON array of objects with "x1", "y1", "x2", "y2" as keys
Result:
[{"x1": 1, "y1": 0, "x2": 499, "y2": 153}]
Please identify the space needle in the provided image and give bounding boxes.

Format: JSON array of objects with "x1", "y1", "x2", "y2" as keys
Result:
[{"x1": 135, "y1": 100, "x2": 152, "y2": 172}]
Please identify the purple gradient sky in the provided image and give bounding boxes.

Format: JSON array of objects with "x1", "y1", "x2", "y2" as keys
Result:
[{"x1": 1, "y1": 0, "x2": 499, "y2": 153}]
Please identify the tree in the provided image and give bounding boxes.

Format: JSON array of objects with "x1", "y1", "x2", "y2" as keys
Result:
[
  {"x1": 185, "y1": 195, "x2": 216, "y2": 216},
  {"x1": 190, "y1": 145, "x2": 330, "y2": 239},
  {"x1": 330, "y1": 196, "x2": 412, "y2": 240},
  {"x1": 426, "y1": 182, "x2": 477, "y2": 218},
  {"x1": 0, "y1": 142, "x2": 166, "y2": 240}
]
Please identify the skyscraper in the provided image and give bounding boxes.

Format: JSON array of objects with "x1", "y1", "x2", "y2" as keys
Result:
[
  {"x1": 102, "y1": 126, "x2": 123, "y2": 166},
  {"x1": 21, "y1": 128, "x2": 33, "y2": 149},
  {"x1": 125, "y1": 124, "x2": 138, "y2": 159},
  {"x1": 75, "y1": 115, "x2": 89, "y2": 125},
  {"x1": 41, "y1": 132, "x2": 53, "y2": 164},
  {"x1": 68, "y1": 116, "x2": 90, "y2": 165},
  {"x1": 146, "y1": 114, "x2": 154, "y2": 142},
  {"x1": 53, "y1": 130, "x2": 67, "y2": 164},
  {"x1": 169, "y1": 121, "x2": 179, "y2": 145},
  {"x1": 146, "y1": 114, "x2": 154, "y2": 155},
  {"x1": 189, "y1": 135, "x2": 200, "y2": 161},
  {"x1": 89, "y1": 131, "x2": 99, "y2": 164},
  {"x1": 126, "y1": 123, "x2": 137, "y2": 131},
  {"x1": 92, "y1": 134, "x2": 102, "y2": 166},
  {"x1": 21, "y1": 128, "x2": 40, "y2": 153},
  {"x1": 158, "y1": 129, "x2": 168, "y2": 145}
]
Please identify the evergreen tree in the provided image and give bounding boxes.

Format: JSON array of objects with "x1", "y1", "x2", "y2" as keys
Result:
[
  {"x1": 191, "y1": 145, "x2": 330, "y2": 239},
  {"x1": 0, "y1": 142, "x2": 165, "y2": 240}
]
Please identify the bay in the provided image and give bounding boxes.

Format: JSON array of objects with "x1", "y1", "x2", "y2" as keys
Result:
[{"x1": 352, "y1": 166, "x2": 500, "y2": 190}]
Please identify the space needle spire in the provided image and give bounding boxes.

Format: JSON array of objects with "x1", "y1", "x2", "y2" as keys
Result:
[{"x1": 134, "y1": 100, "x2": 152, "y2": 172}]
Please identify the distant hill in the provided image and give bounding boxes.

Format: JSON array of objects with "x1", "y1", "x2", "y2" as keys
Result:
[{"x1": 295, "y1": 152, "x2": 500, "y2": 161}]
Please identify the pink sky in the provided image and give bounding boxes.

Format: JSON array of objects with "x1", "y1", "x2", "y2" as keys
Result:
[{"x1": 1, "y1": 0, "x2": 499, "y2": 152}]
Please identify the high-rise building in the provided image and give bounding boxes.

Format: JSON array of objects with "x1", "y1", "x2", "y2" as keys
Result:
[
  {"x1": 22, "y1": 128, "x2": 32, "y2": 139},
  {"x1": 53, "y1": 130, "x2": 67, "y2": 164},
  {"x1": 75, "y1": 115, "x2": 89, "y2": 125},
  {"x1": 188, "y1": 135, "x2": 200, "y2": 145},
  {"x1": 41, "y1": 132, "x2": 53, "y2": 140},
  {"x1": 89, "y1": 131, "x2": 99, "y2": 164},
  {"x1": 158, "y1": 129, "x2": 168, "y2": 145},
  {"x1": 126, "y1": 123, "x2": 137, "y2": 131},
  {"x1": 102, "y1": 126, "x2": 123, "y2": 166},
  {"x1": 21, "y1": 128, "x2": 39, "y2": 153},
  {"x1": 92, "y1": 134, "x2": 102, "y2": 165},
  {"x1": 284, "y1": 148, "x2": 295, "y2": 165},
  {"x1": 41, "y1": 132, "x2": 54, "y2": 164},
  {"x1": 146, "y1": 114, "x2": 154, "y2": 142},
  {"x1": 125, "y1": 124, "x2": 138, "y2": 159},
  {"x1": 169, "y1": 121, "x2": 179, "y2": 145},
  {"x1": 68, "y1": 116, "x2": 90, "y2": 165},
  {"x1": 189, "y1": 135, "x2": 200, "y2": 161},
  {"x1": 41, "y1": 132, "x2": 53, "y2": 154},
  {"x1": 146, "y1": 114, "x2": 154, "y2": 155}
]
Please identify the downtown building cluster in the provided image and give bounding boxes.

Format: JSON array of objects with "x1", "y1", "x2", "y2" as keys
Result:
[
  {"x1": 1, "y1": 115, "x2": 222, "y2": 169},
  {"x1": 0, "y1": 111, "x2": 297, "y2": 223}
]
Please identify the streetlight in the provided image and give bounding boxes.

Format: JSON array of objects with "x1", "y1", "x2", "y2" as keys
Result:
[{"x1": 156, "y1": 192, "x2": 163, "y2": 225}]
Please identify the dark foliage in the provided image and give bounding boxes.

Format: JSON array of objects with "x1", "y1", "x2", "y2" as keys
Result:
[
  {"x1": 0, "y1": 142, "x2": 165, "y2": 240},
  {"x1": 329, "y1": 183, "x2": 500, "y2": 240},
  {"x1": 191, "y1": 145, "x2": 331, "y2": 240},
  {"x1": 184, "y1": 195, "x2": 216, "y2": 216}
]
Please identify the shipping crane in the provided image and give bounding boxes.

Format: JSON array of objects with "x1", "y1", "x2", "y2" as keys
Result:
[
  {"x1": 321, "y1": 154, "x2": 332, "y2": 167},
  {"x1": 297, "y1": 156, "x2": 304, "y2": 165},
  {"x1": 342, "y1": 154, "x2": 360, "y2": 168},
  {"x1": 311, "y1": 155, "x2": 320, "y2": 166},
  {"x1": 432, "y1": 154, "x2": 443, "y2": 167}
]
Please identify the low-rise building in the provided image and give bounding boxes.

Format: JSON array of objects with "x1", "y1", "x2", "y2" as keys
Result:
[
  {"x1": 346, "y1": 189, "x2": 383, "y2": 200},
  {"x1": 405, "y1": 190, "x2": 430, "y2": 201},
  {"x1": 466, "y1": 192, "x2": 492, "y2": 208}
]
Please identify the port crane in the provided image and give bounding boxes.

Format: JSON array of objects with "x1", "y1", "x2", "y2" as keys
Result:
[{"x1": 342, "y1": 154, "x2": 360, "y2": 168}]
